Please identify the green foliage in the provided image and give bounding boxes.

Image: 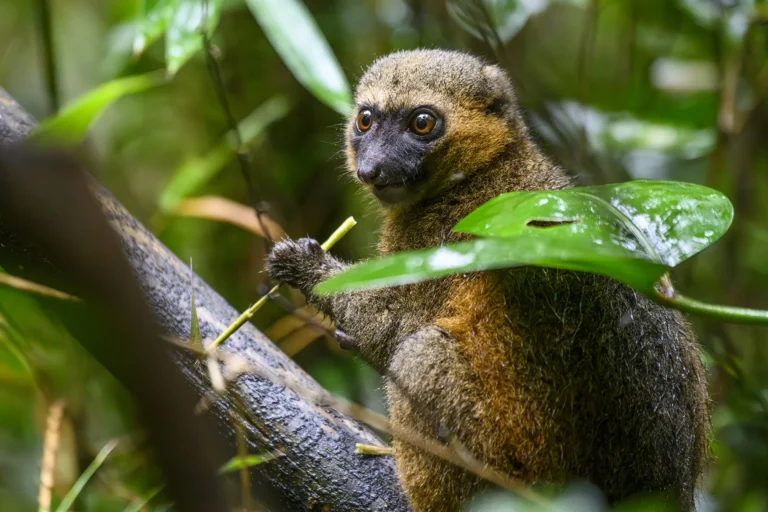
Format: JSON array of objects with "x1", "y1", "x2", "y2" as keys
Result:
[
  {"x1": 133, "y1": 0, "x2": 224, "y2": 74},
  {"x1": 218, "y1": 452, "x2": 280, "y2": 474},
  {"x1": 3, "y1": 0, "x2": 768, "y2": 509},
  {"x1": 33, "y1": 73, "x2": 165, "y2": 145},
  {"x1": 55, "y1": 440, "x2": 120, "y2": 512},
  {"x1": 159, "y1": 95, "x2": 291, "y2": 212},
  {"x1": 244, "y1": 0, "x2": 353, "y2": 115},
  {"x1": 133, "y1": 0, "x2": 176, "y2": 55},
  {"x1": 317, "y1": 181, "x2": 732, "y2": 297},
  {"x1": 166, "y1": 0, "x2": 224, "y2": 75},
  {"x1": 447, "y1": 0, "x2": 548, "y2": 44}
]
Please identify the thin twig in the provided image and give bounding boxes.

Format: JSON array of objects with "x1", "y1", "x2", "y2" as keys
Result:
[
  {"x1": 265, "y1": 296, "x2": 337, "y2": 341},
  {"x1": 204, "y1": 217, "x2": 356, "y2": 355},
  {"x1": 0, "y1": 272, "x2": 80, "y2": 301},
  {"x1": 474, "y1": 0, "x2": 510, "y2": 69},
  {"x1": 388, "y1": 422, "x2": 551, "y2": 509},
  {"x1": 38, "y1": 400, "x2": 65, "y2": 512},
  {"x1": 355, "y1": 444, "x2": 394, "y2": 456},
  {"x1": 166, "y1": 337, "x2": 551, "y2": 508},
  {"x1": 200, "y1": 0, "x2": 274, "y2": 248},
  {"x1": 37, "y1": 0, "x2": 59, "y2": 113}
]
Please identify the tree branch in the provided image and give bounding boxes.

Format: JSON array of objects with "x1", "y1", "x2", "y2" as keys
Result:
[{"x1": 0, "y1": 86, "x2": 408, "y2": 512}]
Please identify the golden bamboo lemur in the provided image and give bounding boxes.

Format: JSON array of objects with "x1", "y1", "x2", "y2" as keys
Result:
[{"x1": 267, "y1": 50, "x2": 710, "y2": 511}]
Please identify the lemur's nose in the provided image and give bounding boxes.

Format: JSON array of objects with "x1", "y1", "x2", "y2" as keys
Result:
[{"x1": 357, "y1": 166, "x2": 381, "y2": 184}]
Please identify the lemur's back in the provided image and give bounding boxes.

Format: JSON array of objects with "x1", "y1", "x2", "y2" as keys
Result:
[{"x1": 500, "y1": 268, "x2": 709, "y2": 508}]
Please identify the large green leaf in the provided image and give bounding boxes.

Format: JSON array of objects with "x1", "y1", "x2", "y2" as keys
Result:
[
  {"x1": 158, "y1": 95, "x2": 290, "y2": 212},
  {"x1": 166, "y1": 0, "x2": 224, "y2": 75},
  {"x1": 456, "y1": 181, "x2": 732, "y2": 267},
  {"x1": 33, "y1": 73, "x2": 165, "y2": 145},
  {"x1": 315, "y1": 181, "x2": 733, "y2": 296},
  {"x1": 244, "y1": 0, "x2": 352, "y2": 115}
]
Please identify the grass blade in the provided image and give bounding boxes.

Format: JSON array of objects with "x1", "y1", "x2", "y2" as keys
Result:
[{"x1": 54, "y1": 439, "x2": 119, "y2": 512}]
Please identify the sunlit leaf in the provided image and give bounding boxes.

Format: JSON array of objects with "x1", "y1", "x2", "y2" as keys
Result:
[
  {"x1": 166, "y1": 0, "x2": 224, "y2": 75},
  {"x1": 456, "y1": 180, "x2": 732, "y2": 267},
  {"x1": 316, "y1": 181, "x2": 733, "y2": 296},
  {"x1": 245, "y1": 0, "x2": 352, "y2": 115},
  {"x1": 158, "y1": 95, "x2": 290, "y2": 212},
  {"x1": 133, "y1": 0, "x2": 176, "y2": 56},
  {"x1": 33, "y1": 73, "x2": 165, "y2": 145},
  {"x1": 447, "y1": 0, "x2": 548, "y2": 44},
  {"x1": 316, "y1": 237, "x2": 668, "y2": 296},
  {"x1": 218, "y1": 452, "x2": 280, "y2": 474}
]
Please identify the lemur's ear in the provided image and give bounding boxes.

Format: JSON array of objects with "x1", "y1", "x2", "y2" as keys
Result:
[{"x1": 481, "y1": 65, "x2": 516, "y2": 116}]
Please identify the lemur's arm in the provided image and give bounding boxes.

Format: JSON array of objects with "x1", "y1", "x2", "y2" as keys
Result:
[{"x1": 266, "y1": 238, "x2": 400, "y2": 361}]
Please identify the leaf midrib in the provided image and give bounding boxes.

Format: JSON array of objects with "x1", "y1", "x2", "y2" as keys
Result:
[{"x1": 574, "y1": 191, "x2": 663, "y2": 264}]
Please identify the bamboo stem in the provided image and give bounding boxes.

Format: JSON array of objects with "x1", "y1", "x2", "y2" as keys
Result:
[{"x1": 205, "y1": 217, "x2": 356, "y2": 355}]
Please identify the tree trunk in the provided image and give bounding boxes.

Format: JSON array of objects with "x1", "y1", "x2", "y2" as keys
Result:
[{"x1": 0, "y1": 86, "x2": 408, "y2": 512}]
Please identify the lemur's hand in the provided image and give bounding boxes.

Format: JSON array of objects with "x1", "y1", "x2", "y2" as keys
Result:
[{"x1": 266, "y1": 238, "x2": 338, "y2": 294}]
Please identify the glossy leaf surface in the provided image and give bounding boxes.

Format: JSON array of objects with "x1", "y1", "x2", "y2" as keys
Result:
[
  {"x1": 316, "y1": 181, "x2": 733, "y2": 296},
  {"x1": 455, "y1": 180, "x2": 733, "y2": 267},
  {"x1": 245, "y1": 0, "x2": 352, "y2": 115},
  {"x1": 166, "y1": 0, "x2": 224, "y2": 75}
]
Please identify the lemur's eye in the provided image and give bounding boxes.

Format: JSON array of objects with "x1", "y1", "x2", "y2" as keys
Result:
[
  {"x1": 357, "y1": 110, "x2": 373, "y2": 132},
  {"x1": 410, "y1": 113, "x2": 436, "y2": 135}
]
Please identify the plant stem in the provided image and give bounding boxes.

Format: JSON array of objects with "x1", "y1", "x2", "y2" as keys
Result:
[
  {"x1": 355, "y1": 443, "x2": 394, "y2": 456},
  {"x1": 0, "y1": 272, "x2": 80, "y2": 301},
  {"x1": 200, "y1": 0, "x2": 273, "y2": 246},
  {"x1": 205, "y1": 217, "x2": 357, "y2": 355},
  {"x1": 655, "y1": 291, "x2": 768, "y2": 325},
  {"x1": 37, "y1": 0, "x2": 59, "y2": 114},
  {"x1": 55, "y1": 439, "x2": 119, "y2": 512}
]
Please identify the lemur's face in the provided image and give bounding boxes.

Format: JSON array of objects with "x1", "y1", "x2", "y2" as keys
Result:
[
  {"x1": 348, "y1": 103, "x2": 445, "y2": 205},
  {"x1": 346, "y1": 50, "x2": 519, "y2": 207}
]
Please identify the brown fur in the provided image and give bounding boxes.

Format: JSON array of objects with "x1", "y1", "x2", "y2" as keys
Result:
[{"x1": 268, "y1": 50, "x2": 710, "y2": 511}]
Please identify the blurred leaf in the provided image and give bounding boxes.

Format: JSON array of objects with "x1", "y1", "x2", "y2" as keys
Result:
[
  {"x1": 133, "y1": 0, "x2": 176, "y2": 56},
  {"x1": 173, "y1": 196, "x2": 286, "y2": 239},
  {"x1": 33, "y1": 73, "x2": 165, "y2": 145},
  {"x1": 166, "y1": 0, "x2": 225, "y2": 75},
  {"x1": 447, "y1": 0, "x2": 548, "y2": 44},
  {"x1": 245, "y1": 0, "x2": 352, "y2": 115},
  {"x1": 218, "y1": 452, "x2": 280, "y2": 474},
  {"x1": 55, "y1": 439, "x2": 119, "y2": 512},
  {"x1": 123, "y1": 485, "x2": 165, "y2": 512},
  {"x1": 316, "y1": 181, "x2": 732, "y2": 296},
  {"x1": 159, "y1": 96, "x2": 291, "y2": 212},
  {"x1": 0, "y1": 321, "x2": 34, "y2": 383}
]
